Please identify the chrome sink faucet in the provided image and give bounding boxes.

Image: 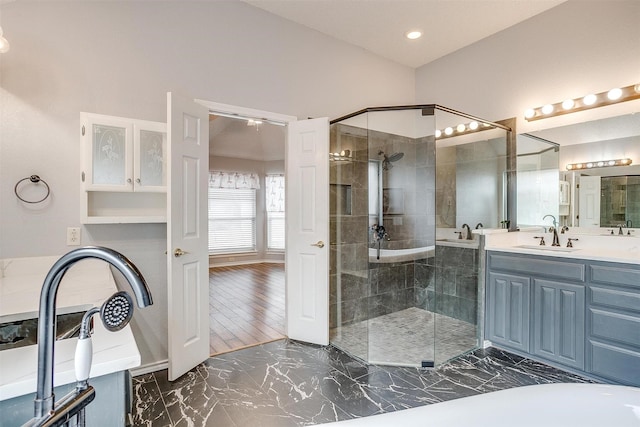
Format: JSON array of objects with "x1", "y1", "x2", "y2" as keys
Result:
[{"x1": 27, "y1": 247, "x2": 153, "y2": 425}]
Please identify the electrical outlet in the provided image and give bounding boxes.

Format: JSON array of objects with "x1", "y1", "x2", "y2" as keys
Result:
[{"x1": 67, "y1": 227, "x2": 81, "y2": 246}]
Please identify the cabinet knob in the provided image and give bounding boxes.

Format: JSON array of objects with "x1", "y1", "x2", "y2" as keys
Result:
[
  {"x1": 127, "y1": 178, "x2": 132, "y2": 184},
  {"x1": 136, "y1": 178, "x2": 141, "y2": 184}
]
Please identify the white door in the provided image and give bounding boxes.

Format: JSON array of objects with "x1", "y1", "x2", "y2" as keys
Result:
[
  {"x1": 167, "y1": 92, "x2": 210, "y2": 380},
  {"x1": 578, "y1": 175, "x2": 601, "y2": 227},
  {"x1": 286, "y1": 118, "x2": 330, "y2": 345}
]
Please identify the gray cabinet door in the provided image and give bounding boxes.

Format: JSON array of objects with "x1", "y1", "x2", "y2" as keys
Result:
[
  {"x1": 532, "y1": 279, "x2": 585, "y2": 370},
  {"x1": 487, "y1": 272, "x2": 530, "y2": 352}
]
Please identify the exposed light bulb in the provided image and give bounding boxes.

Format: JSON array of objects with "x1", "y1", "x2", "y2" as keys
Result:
[
  {"x1": 524, "y1": 109, "x2": 535, "y2": 119},
  {"x1": 444, "y1": 127, "x2": 453, "y2": 136},
  {"x1": 608, "y1": 160, "x2": 616, "y2": 166},
  {"x1": 435, "y1": 129, "x2": 442, "y2": 138},
  {"x1": 583, "y1": 94, "x2": 597, "y2": 105},
  {"x1": 597, "y1": 161, "x2": 604, "y2": 167},
  {"x1": 562, "y1": 99, "x2": 575, "y2": 110},
  {"x1": 607, "y1": 88, "x2": 622, "y2": 100},
  {"x1": 566, "y1": 164, "x2": 573, "y2": 170},
  {"x1": 405, "y1": 31, "x2": 422, "y2": 40},
  {"x1": 456, "y1": 124, "x2": 466, "y2": 133},
  {"x1": 586, "y1": 162, "x2": 593, "y2": 168},
  {"x1": 469, "y1": 121, "x2": 479, "y2": 130},
  {"x1": 541, "y1": 104, "x2": 554, "y2": 115},
  {"x1": 635, "y1": 84, "x2": 640, "y2": 94}
]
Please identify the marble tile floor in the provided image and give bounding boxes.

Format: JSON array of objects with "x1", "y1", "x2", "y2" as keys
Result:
[
  {"x1": 132, "y1": 339, "x2": 595, "y2": 427},
  {"x1": 330, "y1": 307, "x2": 477, "y2": 366}
]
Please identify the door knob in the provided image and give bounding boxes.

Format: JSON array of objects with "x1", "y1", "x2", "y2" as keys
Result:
[
  {"x1": 310, "y1": 241, "x2": 325, "y2": 248},
  {"x1": 173, "y1": 248, "x2": 189, "y2": 257}
]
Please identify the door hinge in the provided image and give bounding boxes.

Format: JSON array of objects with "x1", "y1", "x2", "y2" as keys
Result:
[
  {"x1": 81, "y1": 171, "x2": 85, "y2": 182},
  {"x1": 81, "y1": 125, "x2": 85, "y2": 136}
]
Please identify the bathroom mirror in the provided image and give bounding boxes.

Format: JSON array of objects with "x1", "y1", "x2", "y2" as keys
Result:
[
  {"x1": 525, "y1": 112, "x2": 640, "y2": 229},
  {"x1": 515, "y1": 134, "x2": 559, "y2": 229}
]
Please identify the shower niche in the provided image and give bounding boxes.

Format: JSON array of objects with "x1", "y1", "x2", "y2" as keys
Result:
[{"x1": 329, "y1": 105, "x2": 510, "y2": 367}]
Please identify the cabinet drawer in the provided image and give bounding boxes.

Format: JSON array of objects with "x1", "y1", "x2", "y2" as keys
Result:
[
  {"x1": 488, "y1": 254, "x2": 585, "y2": 282},
  {"x1": 588, "y1": 340, "x2": 640, "y2": 386},
  {"x1": 590, "y1": 264, "x2": 640, "y2": 290},
  {"x1": 589, "y1": 308, "x2": 640, "y2": 347},
  {"x1": 590, "y1": 286, "x2": 640, "y2": 314}
]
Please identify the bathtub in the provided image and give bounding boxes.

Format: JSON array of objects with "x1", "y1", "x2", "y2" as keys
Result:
[
  {"x1": 368, "y1": 246, "x2": 435, "y2": 263},
  {"x1": 324, "y1": 383, "x2": 640, "y2": 426}
]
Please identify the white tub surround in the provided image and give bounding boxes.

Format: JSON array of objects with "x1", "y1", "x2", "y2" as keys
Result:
[
  {"x1": 368, "y1": 246, "x2": 435, "y2": 263},
  {"x1": 485, "y1": 230, "x2": 640, "y2": 264},
  {"x1": 0, "y1": 256, "x2": 142, "y2": 401},
  {"x1": 323, "y1": 383, "x2": 640, "y2": 427}
]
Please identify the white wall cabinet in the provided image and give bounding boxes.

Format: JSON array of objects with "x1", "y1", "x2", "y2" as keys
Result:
[{"x1": 80, "y1": 112, "x2": 167, "y2": 224}]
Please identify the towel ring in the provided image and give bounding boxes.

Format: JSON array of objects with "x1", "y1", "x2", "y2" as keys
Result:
[{"x1": 14, "y1": 175, "x2": 51, "y2": 204}]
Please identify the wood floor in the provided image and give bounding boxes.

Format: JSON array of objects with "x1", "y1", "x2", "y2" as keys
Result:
[{"x1": 208, "y1": 263, "x2": 285, "y2": 355}]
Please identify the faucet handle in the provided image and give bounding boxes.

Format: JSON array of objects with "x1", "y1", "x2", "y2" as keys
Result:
[
  {"x1": 454, "y1": 231, "x2": 463, "y2": 239},
  {"x1": 534, "y1": 236, "x2": 546, "y2": 246},
  {"x1": 567, "y1": 238, "x2": 579, "y2": 248}
]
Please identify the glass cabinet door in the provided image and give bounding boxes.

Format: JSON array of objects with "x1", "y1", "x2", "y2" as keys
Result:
[
  {"x1": 83, "y1": 113, "x2": 134, "y2": 191},
  {"x1": 134, "y1": 124, "x2": 167, "y2": 192}
]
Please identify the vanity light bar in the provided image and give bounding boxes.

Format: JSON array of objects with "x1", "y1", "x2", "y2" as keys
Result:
[
  {"x1": 566, "y1": 158, "x2": 632, "y2": 171},
  {"x1": 435, "y1": 121, "x2": 494, "y2": 140},
  {"x1": 524, "y1": 83, "x2": 640, "y2": 121}
]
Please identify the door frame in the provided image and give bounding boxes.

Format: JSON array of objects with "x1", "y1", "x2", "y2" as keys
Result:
[{"x1": 194, "y1": 99, "x2": 298, "y2": 338}]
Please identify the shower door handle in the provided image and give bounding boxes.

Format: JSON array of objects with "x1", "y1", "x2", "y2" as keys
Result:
[{"x1": 310, "y1": 241, "x2": 325, "y2": 248}]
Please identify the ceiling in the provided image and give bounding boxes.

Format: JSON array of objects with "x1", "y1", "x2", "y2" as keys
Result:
[
  {"x1": 244, "y1": 0, "x2": 565, "y2": 68},
  {"x1": 213, "y1": 0, "x2": 566, "y2": 161}
]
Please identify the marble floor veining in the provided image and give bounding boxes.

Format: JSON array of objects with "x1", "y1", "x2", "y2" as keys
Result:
[
  {"x1": 330, "y1": 307, "x2": 477, "y2": 366},
  {"x1": 132, "y1": 339, "x2": 595, "y2": 427}
]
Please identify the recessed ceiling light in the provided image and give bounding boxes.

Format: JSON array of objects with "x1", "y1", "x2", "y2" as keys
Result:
[{"x1": 405, "y1": 31, "x2": 422, "y2": 40}]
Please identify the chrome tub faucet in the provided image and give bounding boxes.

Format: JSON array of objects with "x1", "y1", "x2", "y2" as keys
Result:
[{"x1": 24, "y1": 246, "x2": 153, "y2": 427}]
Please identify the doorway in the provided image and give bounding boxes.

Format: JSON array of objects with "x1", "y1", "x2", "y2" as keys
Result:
[{"x1": 207, "y1": 108, "x2": 287, "y2": 355}]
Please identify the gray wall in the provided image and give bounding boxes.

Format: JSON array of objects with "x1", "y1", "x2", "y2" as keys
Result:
[{"x1": 415, "y1": 1, "x2": 640, "y2": 133}]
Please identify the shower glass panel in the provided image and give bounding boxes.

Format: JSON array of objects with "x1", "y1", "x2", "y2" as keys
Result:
[{"x1": 329, "y1": 105, "x2": 509, "y2": 368}]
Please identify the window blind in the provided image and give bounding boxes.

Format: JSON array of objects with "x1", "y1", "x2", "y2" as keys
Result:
[{"x1": 208, "y1": 188, "x2": 256, "y2": 254}]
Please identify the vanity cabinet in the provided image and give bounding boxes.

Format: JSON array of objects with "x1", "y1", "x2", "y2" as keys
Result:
[
  {"x1": 586, "y1": 263, "x2": 640, "y2": 385},
  {"x1": 486, "y1": 251, "x2": 640, "y2": 386},
  {"x1": 486, "y1": 272, "x2": 530, "y2": 352},
  {"x1": 532, "y1": 279, "x2": 584, "y2": 369},
  {"x1": 80, "y1": 112, "x2": 167, "y2": 224}
]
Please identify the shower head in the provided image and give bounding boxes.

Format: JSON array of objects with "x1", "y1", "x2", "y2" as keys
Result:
[{"x1": 100, "y1": 291, "x2": 134, "y2": 332}]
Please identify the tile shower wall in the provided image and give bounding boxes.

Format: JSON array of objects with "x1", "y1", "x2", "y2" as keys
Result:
[{"x1": 330, "y1": 124, "x2": 436, "y2": 329}]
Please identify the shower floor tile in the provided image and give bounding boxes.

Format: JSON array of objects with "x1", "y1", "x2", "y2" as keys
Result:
[{"x1": 330, "y1": 307, "x2": 476, "y2": 366}]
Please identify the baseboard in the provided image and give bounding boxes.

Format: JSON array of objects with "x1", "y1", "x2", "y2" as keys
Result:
[
  {"x1": 209, "y1": 259, "x2": 284, "y2": 268},
  {"x1": 130, "y1": 359, "x2": 169, "y2": 376}
]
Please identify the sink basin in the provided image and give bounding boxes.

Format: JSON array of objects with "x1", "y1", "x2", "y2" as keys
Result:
[
  {"x1": 0, "y1": 310, "x2": 88, "y2": 351},
  {"x1": 437, "y1": 238, "x2": 477, "y2": 244},
  {"x1": 515, "y1": 244, "x2": 581, "y2": 252}
]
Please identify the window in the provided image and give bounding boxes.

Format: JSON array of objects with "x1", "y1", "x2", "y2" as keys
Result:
[
  {"x1": 266, "y1": 174, "x2": 285, "y2": 250},
  {"x1": 208, "y1": 172, "x2": 258, "y2": 254}
]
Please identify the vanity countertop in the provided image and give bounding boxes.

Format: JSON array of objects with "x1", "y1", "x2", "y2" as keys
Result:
[
  {"x1": 485, "y1": 231, "x2": 640, "y2": 265},
  {"x1": 0, "y1": 256, "x2": 141, "y2": 401}
]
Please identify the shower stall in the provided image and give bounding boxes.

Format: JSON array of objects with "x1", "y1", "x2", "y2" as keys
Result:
[{"x1": 329, "y1": 105, "x2": 511, "y2": 367}]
